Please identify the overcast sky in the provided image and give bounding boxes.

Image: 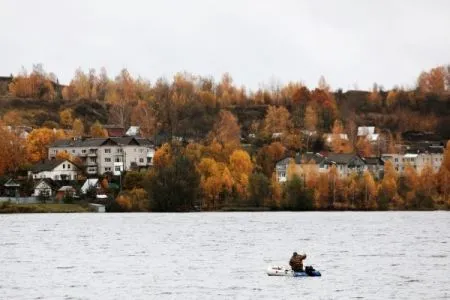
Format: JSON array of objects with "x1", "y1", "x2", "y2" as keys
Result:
[{"x1": 1, "y1": 0, "x2": 449, "y2": 91}]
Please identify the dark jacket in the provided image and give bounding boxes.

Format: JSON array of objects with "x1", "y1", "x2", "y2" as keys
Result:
[{"x1": 289, "y1": 253, "x2": 307, "y2": 271}]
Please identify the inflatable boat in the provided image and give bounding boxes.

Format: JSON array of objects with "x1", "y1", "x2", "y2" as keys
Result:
[{"x1": 267, "y1": 265, "x2": 321, "y2": 277}]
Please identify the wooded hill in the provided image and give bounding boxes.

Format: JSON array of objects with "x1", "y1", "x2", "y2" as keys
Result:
[{"x1": 1, "y1": 64, "x2": 449, "y2": 143}]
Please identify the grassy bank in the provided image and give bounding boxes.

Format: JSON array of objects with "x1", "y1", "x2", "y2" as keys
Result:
[{"x1": 0, "y1": 202, "x2": 90, "y2": 213}]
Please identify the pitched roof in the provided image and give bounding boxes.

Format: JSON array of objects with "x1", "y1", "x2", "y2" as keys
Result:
[
  {"x1": 295, "y1": 152, "x2": 325, "y2": 164},
  {"x1": 325, "y1": 153, "x2": 360, "y2": 165},
  {"x1": 30, "y1": 159, "x2": 66, "y2": 173},
  {"x1": 33, "y1": 178, "x2": 58, "y2": 190},
  {"x1": 275, "y1": 157, "x2": 292, "y2": 166},
  {"x1": 81, "y1": 178, "x2": 99, "y2": 194},
  {"x1": 126, "y1": 126, "x2": 140, "y2": 136},
  {"x1": 4, "y1": 179, "x2": 20, "y2": 187},
  {"x1": 363, "y1": 157, "x2": 384, "y2": 165},
  {"x1": 104, "y1": 125, "x2": 125, "y2": 137},
  {"x1": 49, "y1": 137, "x2": 154, "y2": 148}
]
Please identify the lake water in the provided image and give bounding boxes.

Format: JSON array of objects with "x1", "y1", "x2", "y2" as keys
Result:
[{"x1": 0, "y1": 212, "x2": 449, "y2": 299}]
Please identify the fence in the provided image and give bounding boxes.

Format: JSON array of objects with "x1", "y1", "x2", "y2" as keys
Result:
[{"x1": 0, "y1": 197, "x2": 39, "y2": 204}]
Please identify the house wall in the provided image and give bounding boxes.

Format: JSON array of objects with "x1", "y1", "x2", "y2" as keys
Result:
[
  {"x1": 32, "y1": 161, "x2": 78, "y2": 180},
  {"x1": 382, "y1": 153, "x2": 443, "y2": 174},
  {"x1": 276, "y1": 159, "x2": 323, "y2": 182}
]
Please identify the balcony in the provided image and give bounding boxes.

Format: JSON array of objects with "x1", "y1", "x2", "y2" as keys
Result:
[{"x1": 87, "y1": 160, "x2": 98, "y2": 166}]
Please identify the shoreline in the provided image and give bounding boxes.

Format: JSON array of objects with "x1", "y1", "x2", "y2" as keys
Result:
[{"x1": 1, "y1": 202, "x2": 447, "y2": 214}]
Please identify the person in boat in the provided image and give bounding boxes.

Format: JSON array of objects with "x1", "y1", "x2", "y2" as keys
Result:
[{"x1": 289, "y1": 252, "x2": 307, "y2": 272}]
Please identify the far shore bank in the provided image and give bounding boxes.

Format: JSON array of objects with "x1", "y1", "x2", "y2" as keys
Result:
[
  {"x1": 1, "y1": 202, "x2": 448, "y2": 214},
  {"x1": 0, "y1": 203, "x2": 90, "y2": 213}
]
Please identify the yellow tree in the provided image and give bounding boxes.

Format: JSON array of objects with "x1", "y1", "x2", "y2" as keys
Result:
[
  {"x1": 59, "y1": 109, "x2": 73, "y2": 129},
  {"x1": 208, "y1": 110, "x2": 241, "y2": 147},
  {"x1": 331, "y1": 119, "x2": 352, "y2": 153},
  {"x1": 152, "y1": 143, "x2": 173, "y2": 169},
  {"x1": 72, "y1": 119, "x2": 85, "y2": 137},
  {"x1": 198, "y1": 158, "x2": 221, "y2": 209},
  {"x1": 262, "y1": 106, "x2": 293, "y2": 137},
  {"x1": 107, "y1": 69, "x2": 136, "y2": 127},
  {"x1": 0, "y1": 123, "x2": 26, "y2": 175},
  {"x1": 55, "y1": 150, "x2": 71, "y2": 161},
  {"x1": 346, "y1": 174, "x2": 359, "y2": 209},
  {"x1": 417, "y1": 66, "x2": 446, "y2": 94},
  {"x1": 403, "y1": 164, "x2": 419, "y2": 208},
  {"x1": 130, "y1": 100, "x2": 156, "y2": 138},
  {"x1": 90, "y1": 121, "x2": 107, "y2": 138},
  {"x1": 229, "y1": 150, "x2": 253, "y2": 200},
  {"x1": 386, "y1": 90, "x2": 398, "y2": 108},
  {"x1": 437, "y1": 141, "x2": 450, "y2": 205},
  {"x1": 198, "y1": 158, "x2": 233, "y2": 209},
  {"x1": 356, "y1": 137, "x2": 373, "y2": 157},
  {"x1": 26, "y1": 128, "x2": 63, "y2": 163},
  {"x1": 368, "y1": 83, "x2": 382, "y2": 107},
  {"x1": 2, "y1": 110, "x2": 23, "y2": 126},
  {"x1": 362, "y1": 170, "x2": 378, "y2": 209},
  {"x1": 378, "y1": 160, "x2": 398, "y2": 209},
  {"x1": 269, "y1": 173, "x2": 282, "y2": 209},
  {"x1": 418, "y1": 163, "x2": 436, "y2": 206},
  {"x1": 315, "y1": 173, "x2": 329, "y2": 209}
]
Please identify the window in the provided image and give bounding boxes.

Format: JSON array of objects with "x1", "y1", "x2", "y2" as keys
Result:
[
  {"x1": 117, "y1": 148, "x2": 123, "y2": 153},
  {"x1": 115, "y1": 166, "x2": 121, "y2": 172},
  {"x1": 394, "y1": 158, "x2": 398, "y2": 162},
  {"x1": 63, "y1": 164, "x2": 66, "y2": 169},
  {"x1": 82, "y1": 149, "x2": 86, "y2": 154},
  {"x1": 105, "y1": 167, "x2": 111, "y2": 172},
  {"x1": 105, "y1": 158, "x2": 111, "y2": 162},
  {"x1": 139, "y1": 158, "x2": 144, "y2": 163},
  {"x1": 105, "y1": 149, "x2": 111, "y2": 153},
  {"x1": 115, "y1": 157, "x2": 121, "y2": 162},
  {"x1": 68, "y1": 164, "x2": 71, "y2": 169}
]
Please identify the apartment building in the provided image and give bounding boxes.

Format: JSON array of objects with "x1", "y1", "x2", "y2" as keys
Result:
[
  {"x1": 382, "y1": 152, "x2": 444, "y2": 174},
  {"x1": 48, "y1": 137, "x2": 155, "y2": 175}
]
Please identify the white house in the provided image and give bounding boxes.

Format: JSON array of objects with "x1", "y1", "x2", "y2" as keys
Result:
[
  {"x1": 32, "y1": 179, "x2": 54, "y2": 197},
  {"x1": 29, "y1": 159, "x2": 79, "y2": 181}
]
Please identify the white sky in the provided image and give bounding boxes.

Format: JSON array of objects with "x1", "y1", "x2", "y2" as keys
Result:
[{"x1": 1, "y1": 0, "x2": 449, "y2": 91}]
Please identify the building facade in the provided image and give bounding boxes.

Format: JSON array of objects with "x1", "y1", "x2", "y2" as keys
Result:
[
  {"x1": 382, "y1": 152, "x2": 444, "y2": 174},
  {"x1": 48, "y1": 137, "x2": 155, "y2": 175}
]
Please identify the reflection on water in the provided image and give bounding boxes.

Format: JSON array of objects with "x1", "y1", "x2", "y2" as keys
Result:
[{"x1": 0, "y1": 212, "x2": 449, "y2": 299}]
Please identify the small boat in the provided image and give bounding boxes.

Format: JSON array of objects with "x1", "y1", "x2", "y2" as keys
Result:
[{"x1": 267, "y1": 265, "x2": 321, "y2": 277}]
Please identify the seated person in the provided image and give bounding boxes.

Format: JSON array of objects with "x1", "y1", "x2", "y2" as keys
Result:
[{"x1": 289, "y1": 252, "x2": 307, "y2": 272}]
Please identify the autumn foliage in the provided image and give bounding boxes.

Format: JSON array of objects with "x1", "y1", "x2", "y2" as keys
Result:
[{"x1": 0, "y1": 63, "x2": 449, "y2": 211}]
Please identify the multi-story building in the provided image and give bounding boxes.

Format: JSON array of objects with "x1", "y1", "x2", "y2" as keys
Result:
[
  {"x1": 382, "y1": 151, "x2": 444, "y2": 174},
  {"x1": 275, "y1": 152, "x2": 368, "y2": 182},
  {"x1": 275, "y1": 153, "x2": 326, "y2": 182},
  {"x1": 48, "y1": 137, "x2": 155, "y2": 175}
]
